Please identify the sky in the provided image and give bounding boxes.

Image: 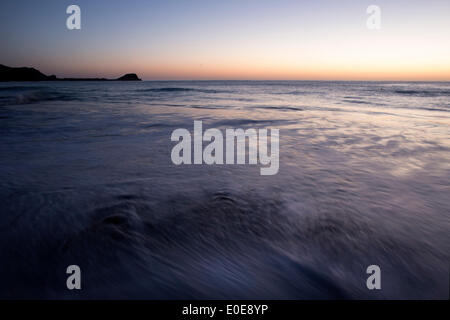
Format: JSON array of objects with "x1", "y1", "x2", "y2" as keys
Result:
[{"x1": 1, "y1": 0, "x2": 450, "y2": 80}]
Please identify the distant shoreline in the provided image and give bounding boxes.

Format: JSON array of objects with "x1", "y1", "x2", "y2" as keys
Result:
[
  {"x1": 1, "y1": 65, "x2": 449, "y2": 82},
  {"x1": 0, "y1": 64, "x2": 141, "y2": 82}
]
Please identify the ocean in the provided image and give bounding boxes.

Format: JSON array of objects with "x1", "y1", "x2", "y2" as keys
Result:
[{"x1": 0, "y1": 81, "x2": 449, "y2": 299}]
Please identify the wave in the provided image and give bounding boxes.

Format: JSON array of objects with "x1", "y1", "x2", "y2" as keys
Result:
[
  {"x1": 0, "y1": 85, "x2": 40, "y2": 92},
  {"x1": 0, "y1": 189, "x2": 353, "y2": 299},
  {"x1": 135, "y1": 87, "x2": 227, "y2": 94},
  {"x1": 283, "y1": 90, "x2": 310, "y2": 95},
  {"x1": 342, "y1": 99, "x2": 370, "y2": 105},
  {"x1": 393, "y1": 89, "x2": 450, "y2": 97},
  {"x1": 5, "y1": 186, "x2": 444, "y2": 299},
  {"x1": 211, "y1": 118, "x2": 293, "y2": 127},
  {"x1": 137, "y1": 87, "x2": 195, "y2": 92},
  {"x1": 250, "y1": 105, "x2": 304, "y2": 111},
  {"x1": 0, "y1": 89, "x2": 78, "y2": 106}
]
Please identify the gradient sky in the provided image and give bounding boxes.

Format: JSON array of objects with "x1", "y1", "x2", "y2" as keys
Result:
[{"x1": 1, "y1": 0, "x2": 450, "y2": 80}]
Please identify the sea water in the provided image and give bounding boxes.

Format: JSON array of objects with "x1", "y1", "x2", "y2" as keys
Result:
[{"x1": 0, "y1": 81, "x2": 449, "y2": 299}]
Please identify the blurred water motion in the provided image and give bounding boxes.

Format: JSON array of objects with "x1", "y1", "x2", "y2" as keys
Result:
[{"x1": 0, "y1": 81, "x2": 449, "y2": 299}]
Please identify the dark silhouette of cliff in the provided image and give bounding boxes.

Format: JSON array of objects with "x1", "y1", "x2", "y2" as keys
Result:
[
  {"x1": 0, "y1": 64, "x2": 141, "y2": 81},
  {"x1": 0, "y1": 64, "x2": 56, "y2": 81},
  {"x1": 116, "y1": 73, "x2": 141, "y2": 81}
]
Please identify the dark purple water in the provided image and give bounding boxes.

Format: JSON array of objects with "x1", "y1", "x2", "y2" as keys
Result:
[{"x1": 0, "y1": 81, "x2": 449, "y2": 299}]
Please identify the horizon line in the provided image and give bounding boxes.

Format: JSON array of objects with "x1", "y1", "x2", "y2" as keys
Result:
[
  {"x1": 137, "y1": 79, "x2": 450, "y2": 82},
  {"x1": 3, "y1": 63, "x2": 450, "y2": 83}
]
